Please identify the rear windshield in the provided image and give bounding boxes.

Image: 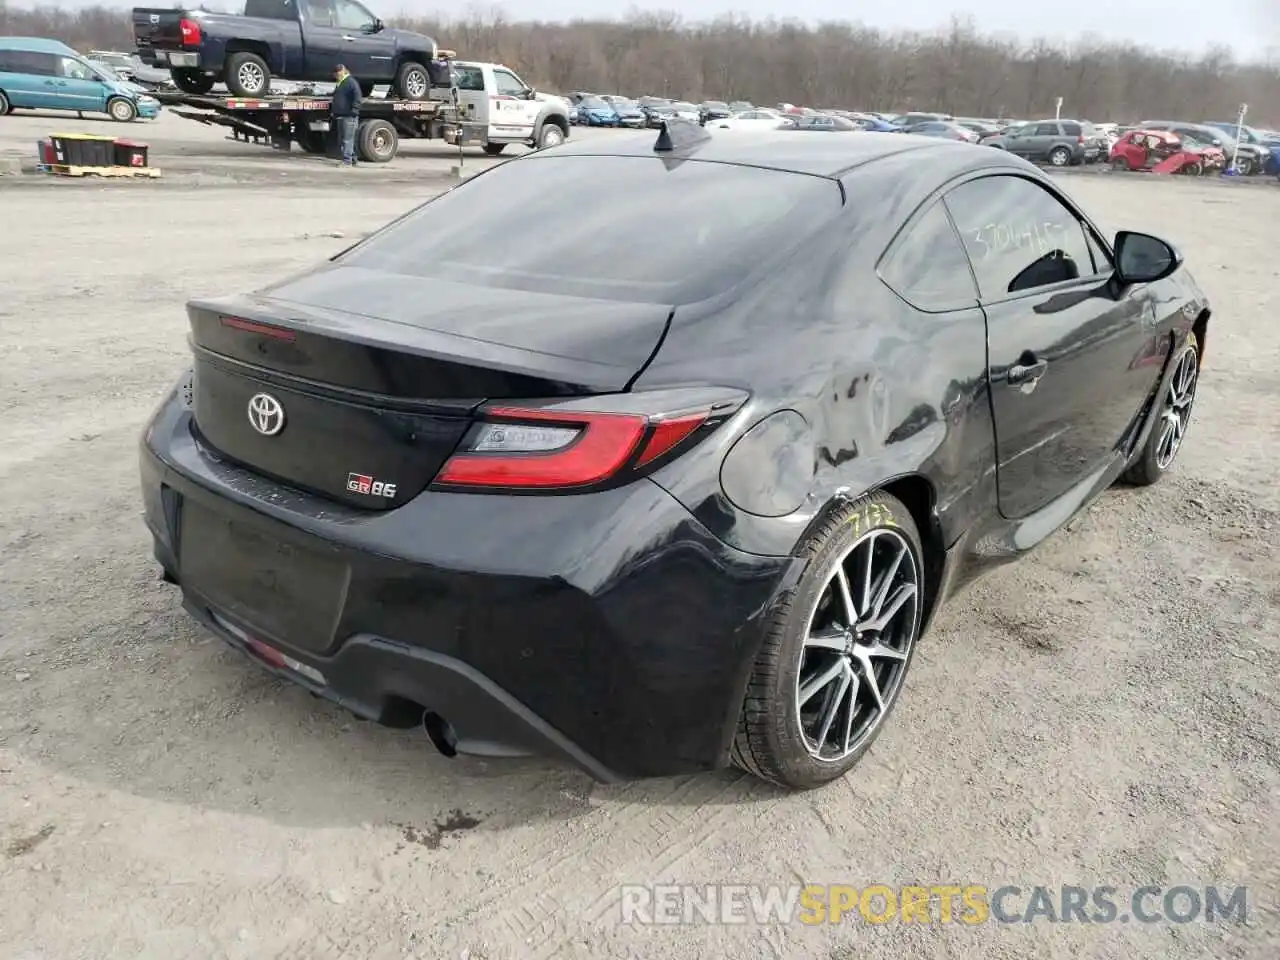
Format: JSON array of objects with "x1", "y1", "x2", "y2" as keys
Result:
[{"x1": 341, "y1": 155, "x2": 841, "y2": 304}]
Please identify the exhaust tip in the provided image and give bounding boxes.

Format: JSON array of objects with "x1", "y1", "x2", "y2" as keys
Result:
[{"x1": 422, "y1": 711, "x2": 458, "y2": 758}]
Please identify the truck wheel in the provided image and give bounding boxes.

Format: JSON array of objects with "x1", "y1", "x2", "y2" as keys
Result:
[
  {"x1": 107, "y1": 97, "x2": 138, "y2": 122},
  {"x1": 394, "y1": 62, "x2": 429, "y2": 101},
  {"x1": 358, "y1": 118, "x2": 398, "y2": 162},
  {"x1": 536, "y1": 122, "x2": 566, "y2": 150},
  {"x1": 225, "y1": 52, "x2": 271, "y2": 99},
  {"x1": 1232, "y1": 156, "x2": 1253, "y2": 176},
  {"x1": 482, "y1": 143, "x2": 507, "y2": 156},
  {"x1": 171, "y1": 69, "x2": 214, "y2": 95}
]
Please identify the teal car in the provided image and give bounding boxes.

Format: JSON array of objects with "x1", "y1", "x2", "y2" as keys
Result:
[{"x1": 0, "y1": 36, "x2": 160, "y2": 121}]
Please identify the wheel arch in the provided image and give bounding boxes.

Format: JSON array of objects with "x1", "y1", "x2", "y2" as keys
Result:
[
  {"x1": 225, "y1": 39, "x2": 274, "y2": 69},
  {"x1": 1192, "y1": 307, "x2": 1210, "y2": 367},
  {"x1": 794, "y1": 474, "x2": 947, "y2": 634}
]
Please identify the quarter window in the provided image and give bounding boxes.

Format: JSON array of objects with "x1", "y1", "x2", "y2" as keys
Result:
[
  {"x1": 879, "y1": 201, "x2": 978, "y2": 312},
  {"x1": 943, "y1": 175, "x2": 1096, "y2": 299}
]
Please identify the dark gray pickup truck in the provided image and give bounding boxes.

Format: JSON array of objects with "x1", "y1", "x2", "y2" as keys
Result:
[{"x1": 132, "y1": 0, "x2": 438, "y2": 99}]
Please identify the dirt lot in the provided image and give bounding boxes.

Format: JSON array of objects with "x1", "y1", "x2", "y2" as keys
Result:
[{"x1": 1, "y1": 115, "x2": 1278, "y2": 959}]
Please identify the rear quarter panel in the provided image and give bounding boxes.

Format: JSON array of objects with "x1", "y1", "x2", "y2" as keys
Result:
[{"x1": 636, "y1": 152, "x2": 999, "y2": 559}]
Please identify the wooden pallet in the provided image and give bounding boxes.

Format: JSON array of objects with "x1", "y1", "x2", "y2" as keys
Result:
[{"x1": 38, "y1": 163, "x2": 162, "y2": 179}]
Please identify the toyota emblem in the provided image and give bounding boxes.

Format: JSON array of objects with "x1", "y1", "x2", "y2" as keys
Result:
[{"x1": 247, "y1": 393, "x2": 286, "y2": 436}]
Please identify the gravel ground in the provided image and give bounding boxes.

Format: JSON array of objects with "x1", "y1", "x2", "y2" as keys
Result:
[{"x1": 0, "y1": 130, "x2": 1278, "y2": 960}]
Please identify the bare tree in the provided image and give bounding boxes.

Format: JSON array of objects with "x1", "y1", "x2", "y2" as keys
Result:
[{"x1": 3, "y1": 3, "x2": 1277, "y2": 122}]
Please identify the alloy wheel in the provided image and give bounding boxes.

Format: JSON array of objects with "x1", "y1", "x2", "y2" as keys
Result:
[
  {"x1": 1155, "y1": 346, "x2": 1198, "y2": 470},
  {"x1": 795, "y1": 528, "x2": 920, "y2": 762},
  {"x1": 405, "y1": 71, "x2": 427, "y2": 99},
  {"x1": 238, "y1": 62, "x2": 266, "y2": 94}
]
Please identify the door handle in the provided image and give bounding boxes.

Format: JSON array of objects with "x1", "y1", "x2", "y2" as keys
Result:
[{"x1": 1008, "y1": 357, "x2": 1049, "y2": 384}]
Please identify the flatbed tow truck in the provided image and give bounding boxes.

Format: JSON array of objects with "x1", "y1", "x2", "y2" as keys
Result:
[{"x1": 151, "y1": 60, "x2": 572, "y2": 163}]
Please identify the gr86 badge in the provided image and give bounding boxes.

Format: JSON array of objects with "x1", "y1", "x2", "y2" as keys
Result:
[{"x1": 346, "y1": 473, "x2": 397, "y2": 498}]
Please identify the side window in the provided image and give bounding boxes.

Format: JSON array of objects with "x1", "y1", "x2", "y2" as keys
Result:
[
  {"x1": 452, "y1": 65, "x2": 484, "y2": 92},
  {"x1": 303, "y1": 0, "x2": 335, "y2": 27},
  {"x1": 58, "y1": 56, "x2": 93, "y2": 80},
  {"x1": 1032, "y1": 123, "x2": 1058, "y2": 137},
  {"x1": 1062, "y1": 122, "x2": 1082, "y2": 137},
  {"x1": 492, "y1": 69, "x2": 526, "y2": 97},
  {"x1": 1083, "y1": 227, "x2": 1113, "y2": 274},
  {"x1": 943, "y1": 175, "x2": 1096, "y2": 299},
  {"x1": 879, "y1": 201, "x2": 978, "y2": 312},
  {"x1": 13, "y1": 51, "x2": 56, "y2": 76},
  {"x1": 332, "y1": 0, "x2": 374, "y2": 31}
]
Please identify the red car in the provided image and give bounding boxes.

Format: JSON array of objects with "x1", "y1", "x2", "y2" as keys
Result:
[{"x1": 1110, "y1": 129, "x2": 1224, "y2": 175}]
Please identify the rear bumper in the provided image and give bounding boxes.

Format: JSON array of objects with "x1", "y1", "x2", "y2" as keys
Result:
[
  {"x1": 149, "y1": 50, "x2": 202, "y2": 69},
  {"x1": 141, "y1": 391, "x2": 800, "y2": 781}
]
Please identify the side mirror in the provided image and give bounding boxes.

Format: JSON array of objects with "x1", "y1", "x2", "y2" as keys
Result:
[
  {"x1": 523, "y1": 87, "x2": 536, "y2": 100},
  {"x1": 366, "y1": 18, "x2": 384, "y2": 33},
  {"x1": 1114, "y1": 231, "x2": 1181, "y2": 284}
]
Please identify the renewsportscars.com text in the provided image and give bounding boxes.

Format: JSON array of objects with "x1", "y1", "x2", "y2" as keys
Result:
[{"x1": 619, "y1": 883, "x2": 1248, "y2": 926}]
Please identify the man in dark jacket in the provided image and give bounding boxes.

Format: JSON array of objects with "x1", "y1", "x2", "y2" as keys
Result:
[{"x1": 331, "y1": 64, "x2": 363, "y2": 166}]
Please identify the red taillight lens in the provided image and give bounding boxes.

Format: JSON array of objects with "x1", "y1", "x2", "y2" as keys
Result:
[
  {"x1": 433, "y1": 404, "x2": 723, "y2": 491},
  {"x1": 1078, "y1": 134, "x2": 1085, "y2": 143},
  {"x1": 179, "y1": 18, "x2": 202, "y2": 47},
  {"x1": 220, "y1": 315, "x2": 296, "y2": 341}
]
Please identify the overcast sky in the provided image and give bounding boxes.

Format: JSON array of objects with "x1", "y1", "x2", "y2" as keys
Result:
[{"x1": 31, "y1": 0, "x2": 1280, "y2": 60}]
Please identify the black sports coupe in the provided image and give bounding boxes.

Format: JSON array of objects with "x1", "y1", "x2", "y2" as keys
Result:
[{"x1": 140, "y1": 122, "x2": 1210, "y2": 790}]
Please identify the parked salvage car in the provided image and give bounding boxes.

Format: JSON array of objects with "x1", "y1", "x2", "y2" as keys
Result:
[
  {"x1": 904, "y1": 120, "x2": 978, "y2": 142},
  {"x1": 984, "y1": 119, "x2": 1087, "y2": 166},
  {"x1": 781, "y1": 113, "x2": 859, "y2": 132},
  {"x1": 574, "y1": 95, "x2": 619, "y2": 127},
  {"x1": 1139, "y1": 121, "x2": 1266, "y2": 175},
  {"x1": 1110, "y1": 129, "x2": 1223, "y2": 175},
  {"x1": 141, "y1": 120, "x2": 1210, "y2": 790}
]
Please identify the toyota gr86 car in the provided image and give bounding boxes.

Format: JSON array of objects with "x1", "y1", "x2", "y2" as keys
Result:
[{"x1": 140, "y1": 121, "x2": 1210, "y2": 790}]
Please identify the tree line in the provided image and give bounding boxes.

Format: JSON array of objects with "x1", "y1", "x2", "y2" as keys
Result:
[{"x1": 0, "y1": 2, "x2": 1276, "y2": 124}]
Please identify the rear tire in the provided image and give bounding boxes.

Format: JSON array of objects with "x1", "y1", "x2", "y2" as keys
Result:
[
  {"x1": 1048, "y1": 145, "x2": 1071, "y2": 166},
  {"x1": 357, "y1": 118, "x2": 397, "y2": 163},
  {"x1": 1124, "y1": 333, "x2": 1199, "y2": 486},
  {"x1": 0, "y1": 90, "x2": 9, "y2": 116},
  {"x1": 171, "y1": 69, "x2": 214, "y2": 95},
  {"x1": 394, "y1": 62, "x2": 429, "y2": 101},
  {"x1": 1233, "y1": 157, "x2": 1253, "y2": 176},
  {"x1": 482, "y1": 142, "x2": 507, "y2": 156},
  {"x1": 731, "y1": 492, "x2": 925, "y2": 790},
  {"x1": 225, "y1": 52, "x2": 270, "y2": 99},
  {"x1": 107, "y1": 97, "x2": 137, "y2": 122},
  {"x1": 293, "y1": 123, "x2": 327, "y2": 155}
]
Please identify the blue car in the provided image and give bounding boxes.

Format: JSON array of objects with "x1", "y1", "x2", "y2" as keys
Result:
[
  {"x1": 575, "y1": 95, "x2": 619, "y2": 127},
  {"x1": 0, "y1": 36, "x2": 160, "y2": 121},
  {"x1": 608, "y1": 97, "x2": 647, "y2": 129}
]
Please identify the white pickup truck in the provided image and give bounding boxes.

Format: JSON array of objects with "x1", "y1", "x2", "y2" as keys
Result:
[{"x1": 433, "y1": 60, "x2": 571, "y2": 154}]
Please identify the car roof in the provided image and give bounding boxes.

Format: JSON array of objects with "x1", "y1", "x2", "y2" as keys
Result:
[
  {"x1": 0, "y1": 36, "x2": 79, "y2": 55},
  {"x1": 538, "y1": 128, "x2": 1024, "y2": 179}
]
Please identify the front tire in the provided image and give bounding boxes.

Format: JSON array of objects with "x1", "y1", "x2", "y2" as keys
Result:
[
  {"x1": 732, "y1": 492, "x2": 925, "y2": 790},
  {"x1": 1124, "y1": 333, "x2": 1199, "y2": 486},
  {"x1": 394, "y1": 62, "x2": 429, "y2": 101},
  {"x1": 107, "y1": 97, "x2": 137, "y2": 122},
  {"x1": 536, "y1": 121, "x2": 566, "y2": 149},
  {"x1": 1232, "y1": 156, "x2": 1253, "y2": 176},
  {"x1": 225, "y1": 52, "x2": 270, "y2": 98}
]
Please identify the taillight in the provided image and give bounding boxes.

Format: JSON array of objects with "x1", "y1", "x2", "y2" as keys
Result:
[
  {"x1": 179, "y1": 18, "x2": 202, "y2": 47},
  {"x1": 220, "y1": 315, "x2": 296, "y2": 341},
  {"x1": 1078, "y1": 134, "x2": 1085, "y2": 144},
  {"x1": 432, "y1": 392, "x2": 743, "y2": 492}
]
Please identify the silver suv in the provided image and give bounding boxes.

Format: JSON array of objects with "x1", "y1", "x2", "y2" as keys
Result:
[{"x1": 987, "y1": 120, "x2": 1087, "y2": 167}]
